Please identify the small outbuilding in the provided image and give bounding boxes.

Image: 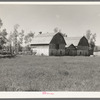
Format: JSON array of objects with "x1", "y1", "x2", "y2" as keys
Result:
[
  {"x1": 64, "y1": 37, "x2": 81, "y2": 56},
  {"x1": 93, "y1": 46, "x2": 100, "y2": 56},
  {"x1": 65, "y1": 44, "x2": 77, "y2": 56}
]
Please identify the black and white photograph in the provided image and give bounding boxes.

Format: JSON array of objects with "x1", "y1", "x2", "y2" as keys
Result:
[{"x1": 0, "y1": 2, "x2": 100, "y2": 96}]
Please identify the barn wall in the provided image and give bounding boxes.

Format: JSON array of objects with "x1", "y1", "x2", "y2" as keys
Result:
[
  {"x1": 77, "y1": 50, "x2": 89, "y2": 56},
  {"x1": 31, "y1": 45, "x2": 49, "y2": 56},
  {"x1": 65, "y1": 49, "x2": 77, "y2": 56},
  {"x1": 65, "y1": 44, "x2": 77, "y2": 56},
  {"x1": 77, "y1": 46, "x2": 89, "y2": 50},
  {"x1": 49, "y1": 44, "x2": 65, "y2": 56},
  {"x1": 77, "y1": 46, "x2": 90, "y2": 56},
  {"x1": 49, "y1": 33, "x2": 66, "y2": 56}
]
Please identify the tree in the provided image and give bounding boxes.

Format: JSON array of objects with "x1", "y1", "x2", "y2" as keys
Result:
[
  {"x1": 13, "y1": 24, "x2": 19, "y2": 54},
  {"x1": 0, "y1": 19, "x2": 3, "y2": 29},
  {"x1": 54, "y1": 27, "x2": 59, "y2": 33},
  {"x1": 92, "y1": 33, "x2": 96, "y2": 42},
  {"x1": 1, "y1": 29, "x2": 8, "y2": 37},
  {"x1": 53, "y1": 27, "x2": 62, "y2": 33},
  {"x1": 0, "y1": 19, "x2": 8, "y2": 50},
  {"x1": 85, "y1": 30, "x2": 96, "y2": 55},
  {"x1": 8, "y1": 24, "x2": 25, "y2": 54},
  {"x1": 17, "y1": 30, "x2": 24, "y2": 52},
  {"x1": 90, "y1": 33, "x2": 96, "y2": 52},
  {"x1": 0, "y1": 29, "x2": 8, "y2": 45},
  {"x1": 86, "y1": 30, "x2": 92, "y2": 41},
  {"x1": 61, "y1": 33, "x2": 67, "y2": 37},
  {"x1": 24, "y1": 31, "x2": 34, "y2": 44},
  {"x1": 18, "y1": 30, "x2": 24, "y2": 44},
  {"x1": 8, "y1": 32, "x2": 14, "y2": 55}
]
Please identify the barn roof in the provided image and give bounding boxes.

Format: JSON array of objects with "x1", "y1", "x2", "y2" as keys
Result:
[
  {"x1": 30, "y1": 32, "x2": 57, "y2": 45},
  {"x1": 30, "y1": 32, "x2": 83, "y2": 47},
  {"x1": 67, "y1": 44, "x2": 77, "y2": 49},
  {"x1": 64, "y1": 37, "x2": 82, "y2": 47},
  {"x1": 78, "y1": 36, "x2": 89, "y2": 46}
]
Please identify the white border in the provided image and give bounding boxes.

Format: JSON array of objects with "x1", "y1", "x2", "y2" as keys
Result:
[
  {"x1": 0, "y1": 1, "x2": 100, "y2": 98},
  {"x1": 0, "y1": 92, "x2": 100, "y2": 98},
  {"x1": 0, "y1": 2, "x2": 100, "y2": 5}
]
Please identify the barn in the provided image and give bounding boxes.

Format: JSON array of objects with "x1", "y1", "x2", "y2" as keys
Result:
[
  {"x1": 64, "y1": 37, "x2": 81, "y2": 56},
  {"x1": 65, "y1": 44, "x2": 77, "y2": 56},
  {"x1": 77, "y1": 36, "x2": 90, "y2": 56},
  {"x1": 30, "y1": 32, "x2": 66, "y2": 56},
  {"x1": 93, "y1": 46, "x2": 100, "y2": 56},
  {"x1": 64, "y1": 36, "x2": 90, "y2": 56}
]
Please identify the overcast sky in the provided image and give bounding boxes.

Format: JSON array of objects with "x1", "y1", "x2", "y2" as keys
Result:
[{"x1": 0, "y1": 5, "x2": 100, "y2": 45}]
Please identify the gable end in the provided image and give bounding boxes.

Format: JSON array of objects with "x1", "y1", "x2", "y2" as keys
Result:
[{"x1": 50, "y1": 32, "x2": 66, "y2": 45}]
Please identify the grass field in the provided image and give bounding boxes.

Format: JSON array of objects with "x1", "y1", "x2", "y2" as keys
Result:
[{"x1": 0, "y1": 55, "x2": 100, "y2": 91}]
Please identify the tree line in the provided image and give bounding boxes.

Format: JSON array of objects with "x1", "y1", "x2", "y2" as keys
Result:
[
  {"x1": 0, "y1": 19, "x2": 97, "y2": 56},
  {"x1": 0, "y1": 19, "x2": 34, "y2": 55}
]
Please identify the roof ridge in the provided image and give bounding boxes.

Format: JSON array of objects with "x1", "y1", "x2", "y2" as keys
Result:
[{"x1": 34, "y1": 32, "x2": 57, "y2": 38}]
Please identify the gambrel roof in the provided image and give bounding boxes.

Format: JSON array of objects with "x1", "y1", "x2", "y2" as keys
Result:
[
  {"x1": 30, "y1": 32, "x2": 87, "y2": 47},
  {"x1": 67, "y1": 44, "x2": 77, "y2": 50},
  {"x1": 78, "y1": 36, "x2": 89, "y2": 46},
  {"x1": 30, "y1": 32, "x2": 66, "y2": 45},
  {"x1": 64, "y1": 37, "x2": 82, "y2": 47}
]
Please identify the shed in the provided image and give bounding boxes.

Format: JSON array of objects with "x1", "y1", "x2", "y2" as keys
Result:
[
  {"x1": 65, "y1": 44, "x2": 77, "y2": 56},
  {"x1": 94, "y1": 46, "x2": 100, "y2": 56}
]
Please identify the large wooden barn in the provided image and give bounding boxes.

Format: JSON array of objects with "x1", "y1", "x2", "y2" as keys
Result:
[
  {"x1": 64, "y1": 36, "x2": 90, "y2": 56},
  {"x1": 30, "y1": 32, "x2": 66, "y2": 56},
  {"x1": 77, "y1": 36, "x2": 90, "y2": 56}
]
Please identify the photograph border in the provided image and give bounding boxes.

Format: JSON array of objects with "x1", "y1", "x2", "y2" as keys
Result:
[{"x1": 0, "y1": 1, "x2": 100, "y2": 99}]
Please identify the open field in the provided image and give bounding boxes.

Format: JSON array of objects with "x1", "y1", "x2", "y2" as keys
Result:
[{"x1": 0, "y1": 55, "x2": 100, "y2": 91}]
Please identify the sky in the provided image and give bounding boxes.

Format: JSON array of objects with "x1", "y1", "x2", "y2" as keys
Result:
[{"x1": 0, "y1": 4, "x2": 100, "y2": 45}]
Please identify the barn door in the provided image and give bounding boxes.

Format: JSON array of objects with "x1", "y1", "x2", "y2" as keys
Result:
[{"x1": 60, "y1": 51, "x2": 62, "y2": 56}]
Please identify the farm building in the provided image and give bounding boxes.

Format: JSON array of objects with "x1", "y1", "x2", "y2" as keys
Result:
[
  {"x1": 77, "y1": 36, "x2": 90, "y2": 56},
  {"x1": 93, "y1": 46, "x2": 100, "y2": 56},
  {"x1": 65, "y1": 44, "x2": 77, "y2": 56},
  {"x1": 64, "y1": 36, "x2": 90, "y2": 56},
  {"x1": 64, "y1": 37, "x2": 81, "y2": 56},
  {"x1": 30, "y1": 32, "x2": 66, "y2": 56}
]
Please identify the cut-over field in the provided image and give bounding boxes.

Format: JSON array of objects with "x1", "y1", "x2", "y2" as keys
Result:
[{"x1": 0, "y1": 55, "x2": 100, "y2": 91}]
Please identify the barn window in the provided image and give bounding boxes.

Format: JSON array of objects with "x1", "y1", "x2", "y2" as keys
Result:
[{"x1": 56, "y1": 44, "x2": 59, "y2": 49}]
